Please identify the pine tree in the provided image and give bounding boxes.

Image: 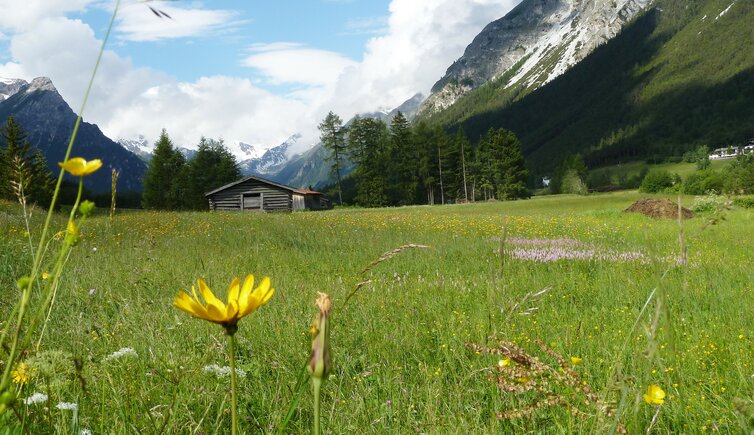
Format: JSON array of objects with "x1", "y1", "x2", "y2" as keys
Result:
[
  {"x1": 348, "y1": 116, "x2": 390, "y2": 207},
  {"x1": 413, "y1": 122, "x2": 437, "y2": 204},
  {"x1": 0, "y1": 116, "x2": 54, "y2": 206},
  {"x1": 142, "y1": 129, "x2": 183, "y2": 209},
  {"x1": 455, "y1": 128, "x2": 471, "y2": 202},
  {"x1": 183, "y1": 137, "x2": 241, "y2": 210},
  {"x1": 388, "y1": 112, "x2": 417, "y2": 205},
  {"x1": 318, "y1": 112, "x2": 347, "y2": 206},
  {"x1": 485, "y1": 128, "x2": 530, "y2": 200}
]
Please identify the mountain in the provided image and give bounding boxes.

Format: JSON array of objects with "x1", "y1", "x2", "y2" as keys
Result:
[
  {"x1": 240, "y1": 134, "x2": 300, "y2": 176},
  {"x1": 0, "y1": 78, "x2": 26, "y2": 102},
  {"x1": 266, "y1": 142, "x2": 341, "y2": 190},
  {"x1": 118, "y1": 135, "x2": 152, "y2": 162},
  {"x1": 430, "y1": 0, "x2": 754, "y2": 175},
  {"x1": 0, "y1": 77, "x2": 147, "y2": 192},
  {"x1": 266, "y1": 94, "x2": 425, "y2": 188},
  {"x1": 420, "y1": 0, "x2": 651, "y2": 117}
]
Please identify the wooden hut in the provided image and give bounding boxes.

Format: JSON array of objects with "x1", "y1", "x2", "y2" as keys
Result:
[{"x1": 205, "y1": 176, "x2": 328, "y2": 212}]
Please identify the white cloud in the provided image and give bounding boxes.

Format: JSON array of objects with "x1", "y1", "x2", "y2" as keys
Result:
[
  {"x1": 323, "y1": 0, "x2": 521, "y2": 118},
  {"x1": 0, "y1": 0, "x2": 522, "y2": 160},
  {"x1": 0, "y1": 0, "x2": 91, "y2": 32},
  {"x1": 116, "y1": 1, "x2": 241, "y2": 42},
  {"x1": 242, "y1": 43, "x2": 358, "y2": 87}
]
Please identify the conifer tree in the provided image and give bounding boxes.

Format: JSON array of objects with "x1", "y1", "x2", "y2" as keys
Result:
[
  {"x1": 388, "y1": 112, "x2": 417, "y2": 205},
  {"x1": 183, "y1": 137, "x2": 241, "y2": 210},
  {"x1": 484, "y1": 128, "x2": 530, "y2": 200},
  {"x1": 142, "y1": 129, "x2": 183, "y2": 209},
  {"x1": 0, "y1": 116, "x2": 54, "y2": 206},
  {"x1": 318, "y1": 112, "x2": 347, "y2": 205},
  {"x1": 348, "y1": 116, "x2": 390, "y2": 207}
]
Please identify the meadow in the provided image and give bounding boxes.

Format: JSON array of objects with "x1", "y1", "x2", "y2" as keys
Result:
[{"x1": 1, "y1": 191, "x2": 753, "y2": 433}]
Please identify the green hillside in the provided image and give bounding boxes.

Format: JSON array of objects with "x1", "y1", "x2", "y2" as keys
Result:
[{"x1": 429, "y1": 0, "x2": 754, "y2": 176}]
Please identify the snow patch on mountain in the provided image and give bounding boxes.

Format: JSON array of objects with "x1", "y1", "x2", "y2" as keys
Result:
[
  {"x1": 117, "y1": 135, "x2": 153, "y2": 161},
  {"x1": 239, "y1": 134, "x2": 300, "y2": 176},
  {"x1": 422, "y1": 0, "x2": 653, "y2": 115},
  {"x1": 0, "y1": 77, "x2": 27, "y2": 102},
  {"x1": 717, "y1": 2, "x2": 735, "y2": 19}
]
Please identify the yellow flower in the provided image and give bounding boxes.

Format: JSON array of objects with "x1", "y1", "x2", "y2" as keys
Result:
[
  {"x1": 643, "y1": 384, "x2": 666, "y2": 406},
  {"x1": 498, "y1": 358, "x2": 511, "y2": 367},
  {"x1": 571, "y1": 356, "x2": 583, "y2": 365},
  {"x1": 173, "y1": 275, "x2": 273, "y2": 331},
  {"x1": 58, "y1": 157, "x2": 102, "y2": 176},
  {"x1": 11, "y1": 362, "x2": 30, "y2": 385},
  {"x1": 42, "y1": 271, "x2": 50, "y2": 280}
]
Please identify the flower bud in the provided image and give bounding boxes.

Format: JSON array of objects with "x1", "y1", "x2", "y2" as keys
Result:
[
  {"x1": 16, "y1": 276, "x2": 31, "y2": 291},
  {"x1": 65, "y1": 221, "x2": 79, "y2": 246},
  {"x1": 79, "y1": 200, "x2": 95, "y2": 217},
  {"x1": 308, "y1": 293, "x2": 331, "y2": 380}
]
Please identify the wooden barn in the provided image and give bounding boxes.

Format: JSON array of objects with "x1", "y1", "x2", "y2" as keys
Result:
[{"x1": 205, "y1": 176, "x2": 329, "y2": 212}]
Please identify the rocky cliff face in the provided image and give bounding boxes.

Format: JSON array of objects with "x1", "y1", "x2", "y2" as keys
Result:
[{"x1": 421, "y1": 0, "x2": 652, "y2": 114}]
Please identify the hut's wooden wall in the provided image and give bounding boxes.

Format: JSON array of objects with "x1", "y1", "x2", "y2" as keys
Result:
[{"x1": 207, "y1": 179, "x2": 292, "y2": 211}]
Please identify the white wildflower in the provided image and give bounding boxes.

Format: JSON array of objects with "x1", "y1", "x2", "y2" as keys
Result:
[
  {"x1": 103, "y1": 347, "x2": 138, "y2": 362},
  {"x1": 24, "y1": 392, "x2": 48, "y2": 405},
  {"x1": 56, "y1": 401, "x2": 78, "y2": 411},
  {"x1": 80, "y1": 429, "x2": 92, "y2": 435},
  {"x1": 202, "y1": 364, "x2": 246, "y2": 379}
]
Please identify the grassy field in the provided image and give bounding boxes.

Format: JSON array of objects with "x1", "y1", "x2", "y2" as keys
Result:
[
  {"x1": 589, "y1": 159, "x2": 734, "y2": 183},
  {"x1": 1, "y1": 191, "x2": 753, "y2": 433}
]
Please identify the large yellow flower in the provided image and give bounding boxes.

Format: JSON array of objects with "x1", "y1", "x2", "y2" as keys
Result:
[
  {"x1": 58, "y1": 157, "x2": 103, "y2": 176},
  {"x1": 11, "y1": 362, "x2": 30, "y2": 385},
  {"x1": 643, "y1": 384, "x2": 666, "y2": 406},
  {"x1": 173, "y1": 275, "x2": 273, "y2": 330}
]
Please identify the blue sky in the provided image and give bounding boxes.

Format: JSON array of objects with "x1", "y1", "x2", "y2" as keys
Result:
[
  {"x1": 0, "y1": 0, "x2": 520, "y2": 157},
  {"x1": 75, "y1": 1, "x2": 391, "y2": 87}
]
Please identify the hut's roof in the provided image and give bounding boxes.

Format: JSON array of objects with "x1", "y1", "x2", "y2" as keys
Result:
[{"x1": 205, "y1": 175, "x2": 316, "y2": 197}]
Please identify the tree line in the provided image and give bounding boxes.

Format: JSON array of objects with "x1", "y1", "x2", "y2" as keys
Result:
[
  {"x1": 318, "y1": 111, "x2": 530, "y2": 207},
  {"x1": 142, "y1": 129, "x2": 240, "y2": 210},
  {"x1": 0, "y1": 116, "x2": 54, "y2": 207}
]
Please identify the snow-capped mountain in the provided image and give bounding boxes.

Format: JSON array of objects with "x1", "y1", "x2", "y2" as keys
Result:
[
  {"x1": 117, "y1": 135, "x2": 153, "y2": 162},
  {"x1": 421, "y1": 0, "x2": 652, "y2": 115},
  {"x1": 0, "y1": 78, "x2": 28, "y2": 102},
  {"x1": 240, "y1": 134, "x2": 300, "y2": 176}
]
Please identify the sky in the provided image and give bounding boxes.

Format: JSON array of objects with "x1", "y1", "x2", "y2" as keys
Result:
[{"x1": 0, "y1": 0, "x2": 522, "y2": 158}]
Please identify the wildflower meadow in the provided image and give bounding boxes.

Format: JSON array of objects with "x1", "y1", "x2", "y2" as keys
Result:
[
  {"x1": 0, "y1": 2, "x2": 753, "y2": 433},
  {"x1": 1, "y1": 190, "x2": 753, "y2": 433}
]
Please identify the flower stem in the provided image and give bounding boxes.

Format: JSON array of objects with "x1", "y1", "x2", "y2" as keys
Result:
[
  {"x1": 228, "y1": 333, "x2": 238, "y2": 435},
  {"x1": 312, "y1": 377, "x2": 323, "y2": 435}
]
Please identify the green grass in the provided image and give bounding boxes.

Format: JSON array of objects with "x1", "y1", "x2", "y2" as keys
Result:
[
  {"x1": 590, "y1": 159, "x2": 734, "y2": 183},
  {"x1": 1, "y1": 191, "x2": 753, "y2": 433}
]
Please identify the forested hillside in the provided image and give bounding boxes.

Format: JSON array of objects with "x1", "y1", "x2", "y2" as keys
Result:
[{"x1": 429, "y1": 0, "x2": 754, "y2": 176}]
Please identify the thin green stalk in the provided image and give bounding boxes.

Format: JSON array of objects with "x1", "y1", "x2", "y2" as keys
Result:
[
  {"x1": 0, "y1": 0, "x2": 121, "y2": 390},
  {"x1": 228, "y1": 334, "x2": 238, "y2": 435},
  {"x1": 312, "y1": 377, "x2": 323, "y2": 435}
]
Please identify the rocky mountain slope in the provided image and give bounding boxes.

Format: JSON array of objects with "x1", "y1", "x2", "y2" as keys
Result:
[
  {"x1": 421, "y1": 0, "x2": 652, "y2": 116},
  {"x1": 264, "y1": 93, "x2": 424, "y2": 189},
  {"x1": 438, "y1": 0, "x2": 754, "y2": 174},
  {"x1": 0, "y1": 77, "x2": 146, "y2": 192}
]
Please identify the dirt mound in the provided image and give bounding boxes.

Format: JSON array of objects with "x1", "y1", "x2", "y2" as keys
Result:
[{"x1": 624, "y1": 198, "x2": 693, "y2": 219}]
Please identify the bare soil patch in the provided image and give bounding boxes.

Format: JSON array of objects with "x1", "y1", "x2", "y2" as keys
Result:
[{"x1": 624, "y1": 198, "x2": 693, "y2": 219}]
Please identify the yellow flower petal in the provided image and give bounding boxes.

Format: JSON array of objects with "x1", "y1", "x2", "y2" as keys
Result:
[
  {"x1": 643, "y1": 384, "x2": 666, "y2": 406},
  {"x1": 198, "y1": 279, "x2": 225, "y2": 311},
  {"x1": 227, "y1": 277, "x2": 240, "y2": 305},
  {"x1": 174, "y1": 275, "x2": 273, "y2": 329},
  {"x1": 58, "y1": 157, "x2": 103, "y2": 176},
  {"x1": 238, "y1": 274, "x2": 255, "y2": 313}
]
